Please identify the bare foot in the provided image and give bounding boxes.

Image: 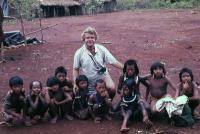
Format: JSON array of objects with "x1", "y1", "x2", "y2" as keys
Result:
[
  {"x1": 104, "y1": 114, "x2": 112, "y2": 121},
  {"x1": 94, "y1": 117, "x2": 101, "y2": 123},
  {"x1": 120, "y1": 127, "x2": 130, "y2": 132},
  {"x1": 144, "y1": 120, "x2": 153, "y2": 129}
]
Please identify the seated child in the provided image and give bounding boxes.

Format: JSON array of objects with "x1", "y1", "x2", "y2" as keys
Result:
[
  {"x1": 120, "y1": 79, "x2": 152, "y2": 132},
  {"x1": 24, "y1": 81, "x2": 50, "y2": 126},
  {"x1": 73, "y1": 75, "x2": 89, "y2": 120},
  {"x1": 144, "y1": 62, "x2": 178, "y2": 113},
  {"x1": 55, "y1": 66, "x2": 73, "y2": 96},
  {"x1": 47, "y1": 77, "x2": 73, "y2": 124},
  {"x1": 178, "y1": 68, "x2": 200, "y2": 117},
  {"x1": 2, "y1": 76, "x2": 25, "y2": 126},
  {"x1": 88, "y1": 79, "x2": 112, "y2": 123}
]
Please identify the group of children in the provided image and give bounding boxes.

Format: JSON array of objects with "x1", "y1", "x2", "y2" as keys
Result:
[{"x1": 2, "y1": 60, "x2": 200, "y2": 132}]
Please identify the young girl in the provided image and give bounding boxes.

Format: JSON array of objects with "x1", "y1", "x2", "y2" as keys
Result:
[
  {"x1": 144, "y1": 62, "x2": 178, "y2": 112},
  {"x1": 120, "y1": 79, "x2": 152, "y2": 132},
  {"x1": 24, "y1": 81, "x2": 50, "y2": 126},
  {"x1": 73, "y1": 75, "x2": 90, "y2": 120},
  {"x1": 178, "y1": 67, "x2": 200, "y2": 117},
  {"x1": 117, "y1": 59, "x2": 149, "y2": 95}
]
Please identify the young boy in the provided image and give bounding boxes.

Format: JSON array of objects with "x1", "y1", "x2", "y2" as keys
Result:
[
  {"x1": 178, "y1": 68, "x2": 200, "y2": 117},
  {"x1": 2, "y1": 76, "x2": 25, "y2": 126},
  {"x1": 120, "y1": 79, "x2": 152, "y2": 132},
  {"x1": 73, "y1": 75, "x2": 90, "y2": 120},
  {"x1": 88, "y1": 79, "x2": 112, "y2": 123},
  {"x1": 24, "y1": 81, "x2": 50, "y2": 126},
  {"x1": 47, "y1": 77, "x2": 73, "y2": 124},
  {"x1": 144, "y1": 62, "x2": 178, "y2": 112},
  {"x1": 55, "y1": 66, "x2": 73, "y2": 96}
]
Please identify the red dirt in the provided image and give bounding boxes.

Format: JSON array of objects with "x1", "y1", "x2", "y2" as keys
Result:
[{"x1": 1, "y1": 9, "x2": 200, "y2": 134}]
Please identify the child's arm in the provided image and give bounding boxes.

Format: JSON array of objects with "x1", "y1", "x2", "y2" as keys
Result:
[
  {"x1": 88, "y1": 95, "x2": 96, "y2": 120},
  {"x1": 189, "y1": 82, "x2": 200, "y2": 101},
  {"x1": 140, "y1": 75, "x2": 151, "y2": 101},
  {"x1": 28, "y1": 95, "x2": 39, "y2": 109},
  {"x1": 117, "y1": 76, "x2": 124, "y2": 94},
  {"x1": 39, "y1": 87, "x2": 50, "y2": 105},
  {"x1": 166, "y1": 76, "x2": 179, "y2": 98},
  {"x1": 55, "y1": 92, "x2": 72, "y2": 105}
]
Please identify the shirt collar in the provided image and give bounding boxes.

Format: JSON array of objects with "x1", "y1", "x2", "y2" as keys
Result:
[{"x1": 84, "y1": 44, "x2": 98, "y2": 55}]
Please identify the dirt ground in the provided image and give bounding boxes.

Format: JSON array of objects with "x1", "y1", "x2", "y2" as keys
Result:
[{"x1": 1, "y1": 9, "x2": 200, "y2": 134}]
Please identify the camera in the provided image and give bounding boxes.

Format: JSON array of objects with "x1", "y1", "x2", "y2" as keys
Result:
[{"x1": 97, "y1": 67, "x2": 106, "y2": 75}]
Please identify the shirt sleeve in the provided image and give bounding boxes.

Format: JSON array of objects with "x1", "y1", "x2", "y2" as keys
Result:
[
  {"x1": 3, "y1": 92, "x2": 12, "y2": 110},
  {"x1": 101, "y1": 45, "x2": 117, "y2": 64},
  {"x1": 73, "y1": 49, "x2": 81, "y2": 69}
]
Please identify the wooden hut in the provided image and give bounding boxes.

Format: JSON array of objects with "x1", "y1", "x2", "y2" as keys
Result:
[{"x1": 39, "y1": 0, "x2": 83, "y2": 17}]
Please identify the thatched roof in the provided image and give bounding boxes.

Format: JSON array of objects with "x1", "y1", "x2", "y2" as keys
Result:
[{"x1": 39, "y1": 0, "x2": 81, "y2": 6}]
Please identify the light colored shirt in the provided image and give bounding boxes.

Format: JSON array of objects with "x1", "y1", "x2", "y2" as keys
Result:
[{"x1": 73, "y1": 44, "x2": 117, "y2": 80}]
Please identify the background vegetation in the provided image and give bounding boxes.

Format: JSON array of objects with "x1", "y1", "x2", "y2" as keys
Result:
[{"x1": 7, "y1": 0, "x2": 200, "y2": 19}]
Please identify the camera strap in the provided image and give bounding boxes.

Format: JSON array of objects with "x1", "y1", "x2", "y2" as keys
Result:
[{"x1": 88, "y1": 54, "x2": 104, "y2": 70}]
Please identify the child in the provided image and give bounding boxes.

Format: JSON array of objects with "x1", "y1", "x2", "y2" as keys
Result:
[
  {"x1": 55, "y1": 66, "x2": 73, "y2": 96},
  {"x1": 2, "y1": 76, "x2": 25, "y2": 126},
  {"x1": 120, "y1": 79, "x2": 152, "y2": 132},
  {"x1": 24, "y1": 81, "x2": 50, "y2": 126},
  {"x1": 117, "y1": 59, "x2": 149, "y2": 95},
  {"x1": 88, "y1": 79, "x2": 112, "y2": 123},
  {"x1": 178, "y1": 68, "x2": 200, "y2": 117},
  {"x1": 47, "y1": 77, "x2": 73, "y2": 124},
  {"x1": 73, "y1": 75, "x2": 90, "y2": 120},
  {"x1": 144, "y1": 62, "x2": 178, "y2": 112}
]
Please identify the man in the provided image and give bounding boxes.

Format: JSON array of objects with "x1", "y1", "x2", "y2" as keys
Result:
[{"x1": 73, "y1": 27, "x2": 123, "y2": 97}]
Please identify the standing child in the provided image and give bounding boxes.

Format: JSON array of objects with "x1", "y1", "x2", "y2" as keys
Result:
[
  {"x1": 24, "y1": 81, "x2": 50, "y2": 126},
  {"x1": 2, "y1": 76, "x2": 25, "y2": 126},
  {"x1": 178, "y1": 68, "x2": 200, "y2": 117},
  {"x1": 120, "y1": 79, "x2": 152, "y2": 132},
  {"x1": 144, "y1": 62, "x2": 178, "y2": 113},
  {"x1": 47, "y1": 77, "x2": 73, "y2": 124},
  {"x1": 117, "y1": 59, "x2": 149, "y2": 96},
  {"x1": 73, "y1": 75, "x2": 90, "y2": 120},
  {"x1": 88, "y1": 79, "x2": 112, "y2": 123}
]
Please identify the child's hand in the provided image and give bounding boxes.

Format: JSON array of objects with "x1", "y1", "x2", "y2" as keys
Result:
[
  {"x1": 93, "y1": 104, "x2": 99, "y2": 110},
  {"x1": 183, "y1": 82, "x2": 189, "y2": 89}
]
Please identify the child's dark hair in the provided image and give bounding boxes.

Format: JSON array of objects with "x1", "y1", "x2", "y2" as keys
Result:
[
  {"x1": 9, "y1": 76, "x2": 23, "y2": 88},
  {"x1": 179, "y1": 68, "x2": 193, "y2": 82},
  {"x1": 55, "y1": 66, "x2": 67, "y2": 76},
  {"x1": 76, "y1": 75, "x2": 89, "y2": 87},
  {"x1": 123, "y1": 59, "x2": 139, "y2": 75},
  {"x1": 150, "y1": 62, "x2": 166, "y2": 75},
  {"x1": 123, "y1": 79, "x2": 136, "y2": 91},
  {"x1": 95, "y1": 79, "x2": 105, "y2": 88},
  {"x1": 29, "y1": 81, "x2": 43, "y2": 92},
  {"x1": 46, "y1": 77, "x2": 59, "y2": 87}
]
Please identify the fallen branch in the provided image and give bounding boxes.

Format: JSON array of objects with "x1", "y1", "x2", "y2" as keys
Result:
[{"x1": 25, "y1": 23, "x2": 58, "y2": 36}]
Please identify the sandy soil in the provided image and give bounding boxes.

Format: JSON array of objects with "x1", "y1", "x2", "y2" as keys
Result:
[{"x1": 1, "y1": 9, "x2": 200, "y2": 134}]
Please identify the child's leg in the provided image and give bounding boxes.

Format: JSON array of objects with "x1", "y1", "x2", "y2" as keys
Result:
[
  {"x1": 120, "y1": 110, "x2": 132, "y2": 132},
  {"x1": 49, "y1": 103, "x2": 59, "y2": 124},
  {"x1": 103, "y1": 73, "x2": 116, "y2": 99},
  {"x1": 60, "y1": 102, "x2": 73, "y2": 120},
  {"x1": 188, "y1": 99, "x2": 200, "y2": 116}
]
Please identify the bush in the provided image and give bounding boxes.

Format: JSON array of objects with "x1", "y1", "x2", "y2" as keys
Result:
[
  {"x1": 9, "y1": 0, "x2": 40, "y2": 20},
  {"x1": 116, "y1": 0, "x2": 200, "y2": 10}
]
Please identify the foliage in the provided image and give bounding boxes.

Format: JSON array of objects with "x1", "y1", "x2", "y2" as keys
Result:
[
  {"x1": 9, "y1": 0, "x2": 40, "y2": 20},
  {"x1": 85, "y1": 0, "x2": 104, "y2": 14},
  {"x1": 116, "y1": 0, "x2": 200, "y2": 10}
]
